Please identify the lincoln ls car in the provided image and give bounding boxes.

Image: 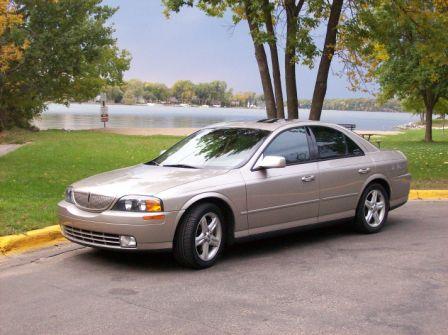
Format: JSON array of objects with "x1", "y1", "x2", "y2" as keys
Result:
[{"x1": 59, "y1": 120, "x2": 411, "y2": 268}]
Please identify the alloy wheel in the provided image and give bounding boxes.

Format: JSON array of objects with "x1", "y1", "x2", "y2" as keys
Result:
[
  {"x1": 195, "y1": 212, "x2": 222, "y2": 261},
  {"x1": 364, "y1": 189, "x2": 386, "y2": 228}
]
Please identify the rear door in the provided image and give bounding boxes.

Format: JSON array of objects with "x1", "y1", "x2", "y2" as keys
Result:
[
  {"x1": 308, "y1": 126, "x2": 372, "y2": 222},
  {"x1": 242, "y1": 127, "x2": 319, "y2": 234}
]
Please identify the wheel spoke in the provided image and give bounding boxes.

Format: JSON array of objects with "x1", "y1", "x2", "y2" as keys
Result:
[
  {"x1": 208, "y1": 217, "x2": 218, "y2": 232},
  {"x1": 366, "y1": 210, "x2": 373, "y2": 223},
  {"x1": 377, "y1": 202, "x2": 385, "y2": 210},
  {"x1": 373, "y1": 211, "x2": 380, "y2": 224},
  {"x1": 200, "y1": 217, "x2": 208, "y2": 233},
  {"x1": 201, "y1": 242, "x2": 209, "y2": 259},
  {"x1": 195, "y1": 233, "x2": 206, "y2": 246},
  {"x1": 371, "y1": 190, "x2": 378, "y2": 203},
  {"x1": 209, "y1": 235, "x2": 220, "y2": 247}
]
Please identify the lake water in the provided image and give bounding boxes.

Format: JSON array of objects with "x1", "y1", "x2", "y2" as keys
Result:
[{"x1": 34, "y1": 103, "x2": 419, "y2": 131}]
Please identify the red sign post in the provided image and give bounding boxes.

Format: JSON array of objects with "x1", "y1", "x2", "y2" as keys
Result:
[{"x1": 100, "y1": 99, "x2": 109, "y2": 128}]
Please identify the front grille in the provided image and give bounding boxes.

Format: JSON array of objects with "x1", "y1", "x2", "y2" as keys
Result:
[
  {"x1": 63, "y1": 225, "x2": 121, "y2": 248},
  {"x1": 73, "y1": 191, "x2": 115, "y2": 212}
]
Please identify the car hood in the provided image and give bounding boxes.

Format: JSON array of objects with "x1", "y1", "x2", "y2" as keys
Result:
[{"x1": 72, "y1": 164, "x2": 229, "y2": 198}]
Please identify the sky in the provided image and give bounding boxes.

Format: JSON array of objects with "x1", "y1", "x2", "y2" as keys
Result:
[{"x1": 104, "y1": 0, "x2": 371, "y2": 99}]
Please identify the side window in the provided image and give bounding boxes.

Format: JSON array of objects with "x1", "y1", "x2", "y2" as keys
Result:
[
  {"x1": 311, "y1": 126, "x2": 363, "y2": 159},
  {"x1": 346, "y1": 136, "x2": 364, "y2": 156},
  {"x1": 264, "y1": 127, "x2": 310, "y2": 164}
]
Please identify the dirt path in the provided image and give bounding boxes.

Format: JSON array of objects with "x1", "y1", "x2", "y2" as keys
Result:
[{"x1": 0, "y1": 144, "x2": 23, "y2": 157}]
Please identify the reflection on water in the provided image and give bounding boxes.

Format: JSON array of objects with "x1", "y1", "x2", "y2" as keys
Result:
[{"x1": 33, "y1": 103, "x2": 419, "y2": 131}]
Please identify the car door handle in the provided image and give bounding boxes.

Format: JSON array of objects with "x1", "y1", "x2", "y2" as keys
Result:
[
  {"x1": 301, "y1": 175, "x2": 315, "y2": 182},
  {"x1": 358, "y1": 168, "x2": 371, "y2": 174}
]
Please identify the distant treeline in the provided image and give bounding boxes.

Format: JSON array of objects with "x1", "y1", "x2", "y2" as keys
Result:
[
  {"x1": 299, "y1": 99, "x2": 403, "y2": 112},
  {"x1": 104, "y1": 80, "x2": 404, "y2": 112},
  {"x1": 104, "y1": 79, "x2": 264, "y2": 108}
]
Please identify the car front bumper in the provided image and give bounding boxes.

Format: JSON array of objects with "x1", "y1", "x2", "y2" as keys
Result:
[{"x1": 58, "y1": 200, "x2": 184, "y2": 250}]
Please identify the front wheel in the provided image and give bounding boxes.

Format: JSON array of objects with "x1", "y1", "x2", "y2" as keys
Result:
[
  {"x1": 354, "y1": 183, "x2": 389, "y2": 233},
  {"x1": 173, "y1": 203, "x2": 225, "y2": 269}
]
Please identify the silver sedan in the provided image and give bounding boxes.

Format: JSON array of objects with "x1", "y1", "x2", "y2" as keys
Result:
[{"x1": 59, "y1": 120, "x2": 411, "y2": 268}]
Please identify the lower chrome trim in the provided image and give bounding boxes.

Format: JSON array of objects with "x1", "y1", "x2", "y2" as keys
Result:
[
  {"x1": 321, "y1": 192, "x2": 358, "y2": 201},
  {"x1": 241, "y1": 198, "x2": 319, "y2": 215},
  {"x1": 248, "y1": 217, "x2": 317, "y2": 235}
]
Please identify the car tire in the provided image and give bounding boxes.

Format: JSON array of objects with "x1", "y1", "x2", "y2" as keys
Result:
[
  {"x1": 354, "y1": 183, "x2": 389, "y2": 233},
  {"x1": 173, "y1": 203, "x2": 225, "y2": 269}
]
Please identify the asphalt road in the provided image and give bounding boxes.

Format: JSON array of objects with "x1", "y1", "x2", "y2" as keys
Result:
[{"x1": 1, "y1": 201, "x2": 447, "y2": 335}]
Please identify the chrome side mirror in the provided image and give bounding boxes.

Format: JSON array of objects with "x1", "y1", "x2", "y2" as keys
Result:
[{"x1": 257, "y1": 155, "x2": 286, "y2": 169}]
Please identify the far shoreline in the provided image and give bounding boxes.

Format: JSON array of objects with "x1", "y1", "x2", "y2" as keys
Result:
[{"x1": 46, "y1": 101, "x2": 407, "y2": 114}]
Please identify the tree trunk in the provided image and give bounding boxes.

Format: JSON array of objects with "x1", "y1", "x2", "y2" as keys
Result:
[
  {"x1": 262, "y1": 0, "x2": 284, "y2": 118},
  {"x1": 284, "y1": 0, "x2": 300, "y2": 119},
  {"x1": 309, "y1": 0, "x2": 344, "y2": 121},
  {"x1": 422, "y1": 90, "x2": 438, "y2": 142},
  {"x1": 244, "y1": 1, "x2": 277, "y2": 118},
  {"x1": 424, "y1": 104, "x2": 433, "y2": 142}
]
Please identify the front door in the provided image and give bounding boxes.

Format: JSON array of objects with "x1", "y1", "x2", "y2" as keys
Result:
[{"x1": 242, "y1": 127, "x2": 319, "y2": 234}]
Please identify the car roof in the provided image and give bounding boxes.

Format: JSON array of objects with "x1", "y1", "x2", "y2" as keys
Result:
[
  {"x1": 205, "y1": 119, "x2": 380, "y2": 153},
  {"x1": 205, "y1": 119, "x2": 342, "y2": 132}
]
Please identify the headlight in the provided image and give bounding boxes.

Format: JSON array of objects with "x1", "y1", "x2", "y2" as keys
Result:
[
  {"x1": 65, "y1": 186, "x2": 74, "y2": 203},
  {"x1": 112, "y1": 195, "x2": 163, "y2": 212}
]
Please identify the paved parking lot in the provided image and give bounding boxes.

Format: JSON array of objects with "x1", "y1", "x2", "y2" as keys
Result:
[{"x1": 1, "y1": 201, "x2": 447, "y2": 335}]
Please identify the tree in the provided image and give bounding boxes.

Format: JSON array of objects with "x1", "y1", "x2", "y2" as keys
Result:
[
  {"x1": 232, "y1": 91, "x2": 256, "y2": 107},
  {"x1": 105, "y1": 85, "x2": 124, "y2": 103},
  {"x1": 0, "y1": 0, "x2": 130, "y2": 130},
  {"x1": 163, "y1": 0, "x2": 322, "y2": 119},
  {"x1": 172, "y1": 80, "x2": 196, "y2": 103},
  {"x1": 239, "y1": 0, "x2": 277, "y2": 117},
  {"x1": 341, "y1": 0, "x2": 448, "y2": 142},
  {"x1": 194, "y1": 82, "x2": 212, "y2": 105},
  {"x1": 401, "y1": 96, "x2": 448, "y2": 127},
  {"x1": 143, "y1": 82, "x2": 170, "y2": 102},
  {"x1": 122, "y1": 89, "x2": 136, "y2": 105},
  {"x1": 124, "y1": 79, "x2": 145, "y2": 102},
  {"x1": 284, "y1": 0, "x2": 301, "y2": 119},
  {"x1": 208, "y1": 80, "x2": 232, "y2": 105},
  {"x1": 163, "y1": 0, "x2": 279, "y2": 117},
  {"x1": 0, "y1": 0, "x2": 27, "y2": 73},
  {"x1": 309, "y1": 0, "x2": 344, "y2": 120},
  {"x1": 262, "y1": 0, "x2": 284, "y2": 117}
]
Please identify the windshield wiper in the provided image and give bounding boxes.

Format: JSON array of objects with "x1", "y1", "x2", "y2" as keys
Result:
[{"x1": 162, "y1": 164, "x2": 199, "y2": 169}]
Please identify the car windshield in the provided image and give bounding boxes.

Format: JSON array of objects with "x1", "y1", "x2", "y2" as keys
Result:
[{"x1": 149, "y1": 128, "x2": 270, "y2": 169}]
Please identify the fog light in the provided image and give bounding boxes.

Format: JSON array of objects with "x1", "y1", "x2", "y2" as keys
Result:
[{"x1": 120, "y1": 235, "x2": 137, "y2": 248}]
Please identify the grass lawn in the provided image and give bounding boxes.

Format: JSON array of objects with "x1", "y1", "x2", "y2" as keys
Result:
[
  {"x1": 0, "y1": 127, "x2": 447, "y2": 236},
  {"x1": 378, "y1": 128, "x2": 448, "y2": 189},
  {"x1": 0, "y1": 130, "x2": 181, "y2": 236}
]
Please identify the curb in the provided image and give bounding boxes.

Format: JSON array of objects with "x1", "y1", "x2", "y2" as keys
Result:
[
  {"x1": 1, "y1": 190, "x2": 447, "y2": 256},
  {"x1": 0, "y1": 225, "x2": 65, "y2": 256},
  {"x1": 408, "y1": 190, "x2": 448, "y2": 200}
]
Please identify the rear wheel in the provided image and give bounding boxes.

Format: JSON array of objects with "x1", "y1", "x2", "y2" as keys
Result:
[
  {"x1": 354, "y1": 183, "x2": 389, "y2": 233},
  {"x1": 173, "y1": 203, "x2": 225, "y2": 269}
]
